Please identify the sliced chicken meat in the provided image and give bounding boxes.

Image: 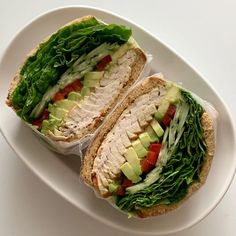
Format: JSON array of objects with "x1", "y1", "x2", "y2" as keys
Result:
[
  {"x1": 92, "y1": 83, "x2": 167, "y2": 195},
  {"x1": 56, "y1": 50, "x2": 137, "y2": 138}
]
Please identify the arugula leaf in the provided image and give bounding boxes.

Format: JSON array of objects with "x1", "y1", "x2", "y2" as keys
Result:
[
  {"x1": 116, "y1": 90, "x2": 207, "y2": 213},
  {"x1": 11, "y1": 17, "x2": 131, "y2": 120}
]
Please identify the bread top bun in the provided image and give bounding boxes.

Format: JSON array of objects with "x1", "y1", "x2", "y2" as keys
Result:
[{"x1": 81, "y1": 75, "x2": 215, "y2": 218}]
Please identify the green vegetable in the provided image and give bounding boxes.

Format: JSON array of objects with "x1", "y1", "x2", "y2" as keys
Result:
[
  {"x1": 11, "y1": 17, "x2": 132, "y2": 121},
  {"x1": 30, "y1": 43, "x2": 117, "y2": 119},
  {"x1": 116, "y1": 90, "x2": 207, "y2": 213}
]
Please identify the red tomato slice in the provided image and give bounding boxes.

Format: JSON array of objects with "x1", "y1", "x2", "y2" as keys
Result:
[
  {"x1": 52, "y1": 80, "x2": 82, "y2": 103},
  {"x1": 162, "y1": 114, "x2": 172, "y2": 127},
  {"x1": 33, "y1": 109, "x2": 49, "y2": 128},
  {"x1": 33, "y1": 119, "x2": 42, "y2": 128},
  {"x1": 140, "y1": 159, "x2": 154, "y2": 174},
  {"x1": 41, "y1": 109, "x2": 49, "y2": 120},
  {"x1": 52, "y1": 92, "x2": 65, "y2": 102},
  {"x1": 167, "y1": 104, "x2": 176, "y2": 118},
  {"x1": 146, "y1": 151, "x2": 158, "y2": 166},
  {"x1": 117, "y1": 178, "x2": 133, "y2": 196},
  {"x1": 96, "y1": 55, "x2": 112, "y2": 71},
  {"x1": 122, "y1": 178, "x2": 133, "y2": 188},
  {"x1": 149, "y1": 143, "x2": 162, "y2": 155},
  {"x1": 71, "y1": 80, "x2": 82, "y2": 91},
  {"x1": 117, "y1": 186, "x2": 126, "y2": 196}
]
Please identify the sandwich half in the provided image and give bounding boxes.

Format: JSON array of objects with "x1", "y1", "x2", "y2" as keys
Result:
[
  {"x1": 6, "y1": 15, "x2": 146, "y2": 142},
  {"x1": 81, "y1": 75, "x2": 215, "y2": 217}
]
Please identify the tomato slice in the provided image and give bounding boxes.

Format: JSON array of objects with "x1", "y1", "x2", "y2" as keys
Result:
[
  {"x1": 33, "y1": 109, "x2": 49, "y2": 128},
  {"x1": 146, "y1": 151, "x2": 158, "y2": 166},
  {"x1": 33, "y1": 119, "x2": 43, "y2": 128},
  {"x1": 149, "y1": 143, "x2": 162, "y2": 155},
  {"x1": 96, "y1": 55, "x2": 112, "y2": 71},
  {"x1": 140, "y1": 159, "x2": 154, "y2": 174},
  {"x1": 52, "y1": 80, "x2": 82, "y2": 103},
  {"x1": 122, "y1": 178, "x2": 133, "y2": 188},
  {"x1": 117, "y1": 186, "x2": 126, "y2": 196},
  {"x1": 71, "y1": 80, "x2": 82, "y2": 91},
  {"x1": 167, "y1": 104, "x2": 176, "y2": 118},
  {"x1": 116, "y1": 178, "x2": 133, "y2": 196},
  {"x1": 52, "y1": 92, "x2": 65, "y2": 102},
  {"x1": 162, "y1": 113, "x2": 172, "y2": 127}
]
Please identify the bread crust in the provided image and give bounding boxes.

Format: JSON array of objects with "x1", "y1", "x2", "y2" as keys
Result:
[{"x1": 80, "y1": 75, "x2": 215, "y2": 217}]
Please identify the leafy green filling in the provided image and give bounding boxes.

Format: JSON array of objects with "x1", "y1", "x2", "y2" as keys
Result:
[
  {"x1": 116, "y1": 90, "x2": 207, "y2": 213},
  {"x1": 11, "y1": 17, "x2": 131, "y2": 121}
]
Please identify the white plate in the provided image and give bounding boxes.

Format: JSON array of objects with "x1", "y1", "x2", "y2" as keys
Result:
[{"x1": 0, "y1": 6, "x2": 235, "y2": 235}]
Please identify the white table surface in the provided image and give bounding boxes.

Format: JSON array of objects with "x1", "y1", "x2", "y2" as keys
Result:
[{"x1": 1, "y1": 0, "x2": 236, "y2": 235}]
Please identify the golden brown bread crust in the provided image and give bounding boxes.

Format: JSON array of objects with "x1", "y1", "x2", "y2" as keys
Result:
[
  {"x1": 80, "y1": 75, "x2": 215, "y2": 217},
  {"x1": 6, "y1": 15, "x2": 95, "y2": 107}
]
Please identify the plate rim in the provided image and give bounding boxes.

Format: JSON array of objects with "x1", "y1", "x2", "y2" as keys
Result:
[{"x1": 0, "y1": 5, "x2": 236, "y2": 235}]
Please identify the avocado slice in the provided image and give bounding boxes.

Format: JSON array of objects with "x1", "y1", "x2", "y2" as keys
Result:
[
  {"x1": 150, "y1": 119, "x2": 164, "y2": 137},
  {"x1": 139, "y1": 132, "x2": 151, "y2": 149},
  {"x1": 83, "y1": 71, "x2": 104, "y2": 87},
  {"x1": 154, "y1": 86, "x2": 181, "y2": 121},
  {"x1": 124, "y1": 147, "x2": 142, "y2": 176},
  {"x1": 154, "y1": 101, "x2": 170, "y2": 122},
  {"x1": 41, "y1": 115, "x2": 61, "y2": 135},
  {"x1": 108, "y1": 182, "x2": 120, "y2": 193},
  {"x1": 53, "y1": 99, "x2": 77, "y2": 110},
  {"x1": 131, "y1": 139, "x2": 147, "y2": 159},
  {"x1": 145, "y1": 126, "x2": 159, "y2": 142},
  {"x1": 49, "y1": 114, "x2": 62, "y2": 125},
  {"x1": 41, "y1": 120, "x2": 51, "y2": 135},
  {"x1": 120, "y1": 162, "x2": 141, "y2": 183},
  {"x1": 80, "y1": 87, "x2": 90, "y2": 97},
  {"x1": 67, "y1": 91, "x2": 82, "y2": 101},
  {"x1": 84, "y1": 79, "x2": 100, "y2": 88},
  {"x1": 165, "y1": 85, "x2": 181, "y2": 104},
  {"x1": 50, "y1": 107, "x2": 68, "y2": 119}
]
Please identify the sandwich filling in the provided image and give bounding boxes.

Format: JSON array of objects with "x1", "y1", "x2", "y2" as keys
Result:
[
  {"x1": 9, "y1": 16, "x2": 142, "y2": 140},
  {"x1": 91, "y1": 82, "x2": 207, "y2": 214}
]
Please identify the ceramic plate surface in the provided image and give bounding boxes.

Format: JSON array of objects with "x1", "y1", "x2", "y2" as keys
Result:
[{"x1": 0, "y1": 6, "x2": 235, "y2": 235}]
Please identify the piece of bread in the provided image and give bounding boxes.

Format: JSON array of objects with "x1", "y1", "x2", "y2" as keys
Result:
[
  {"x1": 6, "y1": 15, "x2": 147, "y2": 144},
  {"x1": 80, "y1": 75, "x2": 215, "y2": 217}
]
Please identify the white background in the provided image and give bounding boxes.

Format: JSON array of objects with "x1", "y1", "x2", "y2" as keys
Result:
[{"x1": 1, "y1": 0, "x2": 236, "y2": 235}]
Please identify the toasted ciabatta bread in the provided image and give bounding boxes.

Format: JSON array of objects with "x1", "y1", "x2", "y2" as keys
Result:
[
  {"x1": 6, "y1": 15, "x2": 146, "y2": 143},
  {"x1": 81, "y1": 75, "x2": 215, "y2": 217}
]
